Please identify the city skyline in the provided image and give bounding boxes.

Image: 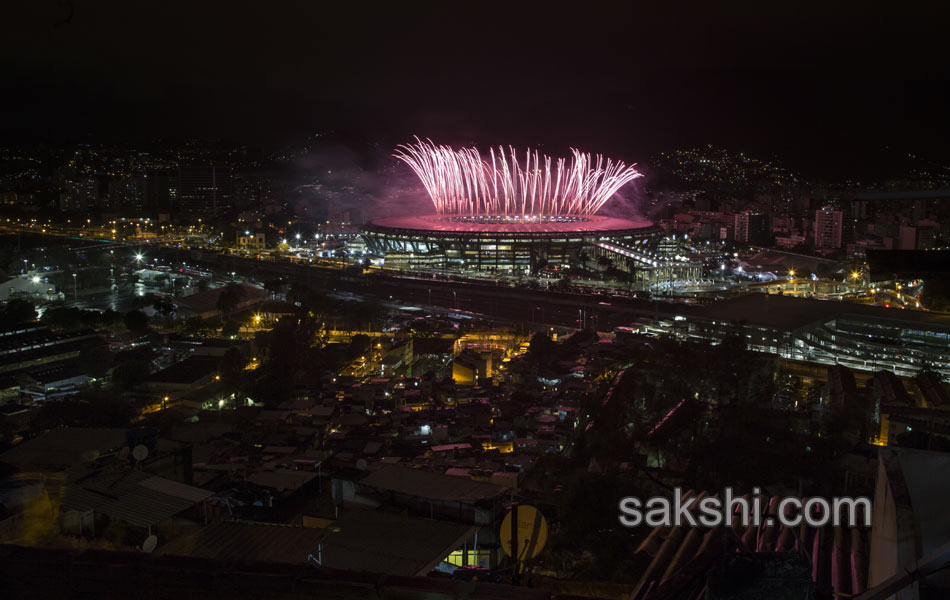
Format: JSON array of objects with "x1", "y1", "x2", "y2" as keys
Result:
[
  {"x1": 1, "y1": 4, "x2": 949, "y2": 599},
  {"x1": 2, "y1": 2, "x2": 950, "y2": 179}
]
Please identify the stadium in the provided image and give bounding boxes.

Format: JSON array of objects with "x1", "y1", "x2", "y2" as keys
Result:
[{"x1": 362, "y1": 139, "x2": 695, "y2": 281}]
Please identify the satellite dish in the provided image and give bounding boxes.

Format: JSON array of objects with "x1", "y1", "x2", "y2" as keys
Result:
[
  {"x1": 499, "y1": 505, "x2": 548, "y2": 563},
  {"x1": 142, "y1": 535, "x2": 158, "y2": 553},
  {"x1": 132, "y1": 444, "x2": 149, "y2": 462},
  {"x1": 356, "y1": 458, "x2": 368, "y2": 471},
  {"x1": 118, "y1": 447, "x2": 130, "y2": 460}
]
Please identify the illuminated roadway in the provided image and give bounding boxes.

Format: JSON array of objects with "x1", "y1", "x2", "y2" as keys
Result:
[{"x1": 158, "y1": 248, "x2": 692, "y2": 331}]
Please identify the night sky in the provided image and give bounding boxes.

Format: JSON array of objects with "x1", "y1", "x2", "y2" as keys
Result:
[{"x1": 2, "y1": 1, "x2": 949, "y2": 177}]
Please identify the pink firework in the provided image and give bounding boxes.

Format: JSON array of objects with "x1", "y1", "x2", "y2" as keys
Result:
[{"x1": 394, "y1": 137, "x2": 643, "y2": 217}]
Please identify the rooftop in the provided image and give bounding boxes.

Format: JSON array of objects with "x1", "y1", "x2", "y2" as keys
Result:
[
  {"x1": 63, "y1": 469, "x2": 213, "y2": 528},
  {"x1": 688, "y1": 293, "x2": 950, "y2": 332},
  {"x1": 360, "y1": 464, "x2": 507, "y2": 502},
  {"x1": 366, "y1": 213, "x2": 654, "y2": 235},
  {"x1": 160, "y1": 510, "x2": 476, "y2": 577},
  {"x1": 175, "y1": 282, "x2": 268, "y2": 315},
  {"x1": 0, "y1": 427, "x2": 127, "y2": 472},
  {"x1": 147, "y1": 355, "x2": 220, "y2": 385}
]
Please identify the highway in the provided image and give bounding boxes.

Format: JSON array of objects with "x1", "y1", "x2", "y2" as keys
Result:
[{"x1": 161, "y1": 248, "x2": 695, "y2": 331}]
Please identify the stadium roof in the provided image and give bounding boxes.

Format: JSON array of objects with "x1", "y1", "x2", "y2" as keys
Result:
[{"x1": 367, "y1": 213, "x2": 653, "y2": 235}]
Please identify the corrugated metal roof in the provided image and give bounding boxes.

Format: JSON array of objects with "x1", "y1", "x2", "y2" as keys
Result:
[
  {"x1": 320, "y1": 510, "x2": 475, "y2": 576},
  {"x1": 0, "y1": 427, "x2": 126, "y2": 472},
  {"x1": 360, "y1": 464, "x2": 506, "y2": 502},
  {"x1": 161, "y1": 511, "x2": 475, "y2": 577},
  {"x1": 62, "y1": 470, "x2": 212, "y2": 528},
  {"x1": 246, "y1": 470, "x2": 317, "y2": 492},
  {"x1": 137, "y1": 475, "x2": 214, "y2": 503},
  {"x1": 161, "y1": 521, "x2": 325, "y2": 564}
]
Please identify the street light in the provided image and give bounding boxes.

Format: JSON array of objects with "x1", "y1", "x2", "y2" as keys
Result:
[
  {"x1": 72, "y1": 273, "x2": 77, "y2": 300},
  {"x1": 135, "y1": 253, "x2": 144, "y2": 262}
]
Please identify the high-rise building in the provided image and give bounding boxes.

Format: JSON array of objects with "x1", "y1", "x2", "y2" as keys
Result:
[
  {"x1": 177, "y1": 165, "x2": 233, "y2": 220},
  {"x1": 733, "y1": 211, "x2": 770, "y2": 245},
  {"x1": 813, "y1": 205, "x2": 843, "y2": 249},
  {"x1": 104, "y1": 176, "x2": 145, "y2": 214},
  {"x1": 144, "y1": 171, "x2": 176, "y2": 212}
]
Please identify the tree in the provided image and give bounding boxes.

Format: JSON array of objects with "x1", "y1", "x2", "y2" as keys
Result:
[
  {"x1": 920, "y1": 278, "x2": 950, "y2": 312},
  {"x1": 219, "y1": 346, "x2": 248, "y2": 401},
  {"x1": 348, "y1": 333, "x2": 371, "y2": 357},
  {"x1": 76, "y1": 344, "x2": 116, "y2": 378},
  {"x1": 112, "y1": 359, "x2": 150, "y2": 392},
  {"x1": 526, "y1": 331, "x2": 558, "y2": 367},
  {"x1": 2, "y1": 298, "x2": 36, "y2": 324},
  {"x1": 286, "y1": 282, "x2": 327, "y2": 311},
  {"x1": 182, "y1": 316, "x2": 209, "y2": 337},
  {"x1": 263, "y1": 278, "x2": 286, "y2": 298},
  {"x1": 221, "y1": 319, "x2": 241, "y2": 339},
  {"x1": 124, "y1": 309, "x2": 149, "y2": 333},
  {"x1": 152, "y1": 295, "x2": 175, "y2": 319},
  {"x1": 100, "y1": 309, "x2": 122, "y2": 330},
  {"x1": 216, "y1": 283, "x2": 246, "y2": 318}
]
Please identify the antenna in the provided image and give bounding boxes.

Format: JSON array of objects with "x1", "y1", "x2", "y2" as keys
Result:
[{"x1": 142, "y1": 535, "x2": 158, "y2": 553}]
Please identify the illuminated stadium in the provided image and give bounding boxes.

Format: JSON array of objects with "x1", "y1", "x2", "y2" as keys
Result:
[{"x1": 362, "y1": 138, "x2": 691, "y2": 279}]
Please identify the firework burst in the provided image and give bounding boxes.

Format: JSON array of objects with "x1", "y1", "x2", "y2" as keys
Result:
[{"x1": 394, "y1": 137, "x2": 642, "y2": 217}]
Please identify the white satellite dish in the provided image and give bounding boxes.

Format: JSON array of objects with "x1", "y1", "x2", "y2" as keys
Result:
[
  {"x1": 356, "y1": 458, "x2": 368, "y2": 471},
  {"x1": 142, "y1": 535, "x2": 158, "y2": 553},
  {"x1": 132, "y1": 444, "x2": 149, "y2": 462},
  {"x1": 118, "y1": 446, "x2": 130, "y2": 460}
]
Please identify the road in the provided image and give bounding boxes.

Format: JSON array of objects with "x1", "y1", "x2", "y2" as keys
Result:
[{"x1": 163, "y1": 249, "x2": 695, "y2": 331}]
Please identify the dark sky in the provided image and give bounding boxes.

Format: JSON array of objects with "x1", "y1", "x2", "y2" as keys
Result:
[{"x1": 1, "y1": 1, "x2": 949, "y2": 177}]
